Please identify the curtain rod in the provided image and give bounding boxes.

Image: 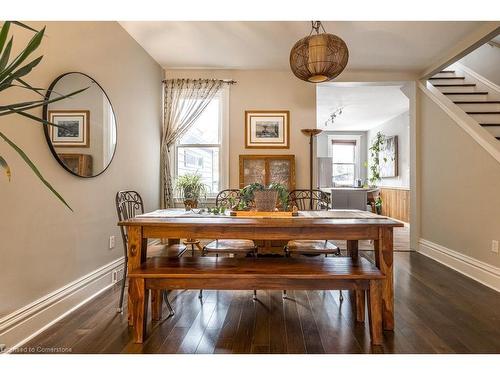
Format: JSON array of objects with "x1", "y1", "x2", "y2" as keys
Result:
[{"x1": 162, "y1": 79, "x2": 237, "y2": 84}]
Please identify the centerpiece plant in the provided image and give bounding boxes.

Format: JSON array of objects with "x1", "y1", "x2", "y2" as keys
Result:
[{"x1": 238, "y1": 182, "x2": 289, "y2": 211}]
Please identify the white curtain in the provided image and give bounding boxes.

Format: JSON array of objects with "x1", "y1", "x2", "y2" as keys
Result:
[{"x1": 161, "y1": 79, "x2": 227, "y2": 208}]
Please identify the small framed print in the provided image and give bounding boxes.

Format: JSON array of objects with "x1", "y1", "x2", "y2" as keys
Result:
[
  {"x1": 245, "y1": 110, "x2": 290, "y2": 149},
  {"x1": 48, "y1": 110, "x2": 90, "y2": 147}
]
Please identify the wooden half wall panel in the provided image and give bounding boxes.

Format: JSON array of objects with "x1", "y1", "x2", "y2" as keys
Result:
[{"x1": 380, "y1": 187, "x2": 410, "y2": 223}]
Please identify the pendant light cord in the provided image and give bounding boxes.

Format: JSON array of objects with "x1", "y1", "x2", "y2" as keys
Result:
[{"x1": 310, "y1": 21, "x2": 326, "y2": 35}]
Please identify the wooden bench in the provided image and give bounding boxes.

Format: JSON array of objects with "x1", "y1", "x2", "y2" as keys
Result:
[{"x1": 128, "y1": 257, "x2": 385, "y2": 345}]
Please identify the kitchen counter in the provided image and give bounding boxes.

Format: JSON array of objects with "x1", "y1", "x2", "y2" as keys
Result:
[{"x1": 321, "y1": 187, "x2": 379, "y2": 210}]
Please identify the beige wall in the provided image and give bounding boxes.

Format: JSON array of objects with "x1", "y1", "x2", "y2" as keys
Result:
[
  {"x1": 0, "y1": 22, "x2": 163, "y2": 316},
  {"x1": 165, "y1": 69, "x2": 316, "y2": 189},
  {"x1": 419, "y1": 91, "x2": 500, "y2": 266}
]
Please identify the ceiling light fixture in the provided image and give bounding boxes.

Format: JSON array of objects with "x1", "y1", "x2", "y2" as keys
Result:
[
  {"x1": 290, "y1": 21, "x2": 349, "y2": 83},
  {"x1": 324, "y1": 107, "x2": 344, "y2": 127}
]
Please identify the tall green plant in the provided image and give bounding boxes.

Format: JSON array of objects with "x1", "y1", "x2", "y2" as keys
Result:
[
  {"x1": 368, "y1": 131, "x2": 386, "y2": 187},
  {"x1": 0, "y1": 21, "x2": 88, "y2": 211}
]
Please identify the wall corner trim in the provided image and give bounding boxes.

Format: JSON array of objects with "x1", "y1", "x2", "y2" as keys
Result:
[
  {"x1": 0, "y1": 257, "x2": 124, "y2": 353},
  {"x1": 417, "y1": 81, "x2": 500, "y2": 165},
  {"x1": 418, "y1": 238, "x2": 500, "y2": 292}
]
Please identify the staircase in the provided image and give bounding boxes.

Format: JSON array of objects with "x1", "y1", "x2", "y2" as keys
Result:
[{"x1": 428, "y1": 70, "x2": 500, "y2": 141}]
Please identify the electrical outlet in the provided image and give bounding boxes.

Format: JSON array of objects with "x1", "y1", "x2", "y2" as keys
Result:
[
  {"x1": 492, "y1": 240, "x2": 499, "y2": 254},
  {"x1": 109, "y1": 235, "x2": 115, "y2": 250}
]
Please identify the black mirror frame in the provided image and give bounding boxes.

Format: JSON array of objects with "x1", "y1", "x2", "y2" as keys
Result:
[{"x1": 42, "y1": 71, "x2": 118, "y2": 178}]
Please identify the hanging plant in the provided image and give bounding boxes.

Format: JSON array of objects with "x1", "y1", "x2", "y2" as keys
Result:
[{"x1": 368, "y1": 131, "x2": 386, "y2": 187}]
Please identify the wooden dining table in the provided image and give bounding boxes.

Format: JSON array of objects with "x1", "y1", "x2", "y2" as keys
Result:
[{"x1": 119, "y1": 209, "x2": 403, "y2": 332}]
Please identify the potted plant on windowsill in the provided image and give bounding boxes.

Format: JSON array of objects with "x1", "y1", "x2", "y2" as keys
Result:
[{"x1": 175, "y1": 173, "x2": 207, "y2": 210}]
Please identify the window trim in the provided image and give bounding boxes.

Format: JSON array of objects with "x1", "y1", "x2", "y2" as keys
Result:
[
  {"x1": 327, "y1": 134, "x2": 361, "y2": 186},
  {"x1": 172, "y1": 86, "x2": 229, "y2": 198}
]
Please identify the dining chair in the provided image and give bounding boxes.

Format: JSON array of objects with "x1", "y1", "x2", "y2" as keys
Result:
[
  {"x1": 284, "y1": 189, "x2": 343, "y2": 301},
  {"x1": 202, "y1": 189, "x2": 258, "y2": 258},
  {"x1": 200, "y1": 189, "x2": 258, "y2": 300},
  {"x1": 115, "y1": 190, "x2": 186, "y2": 314}
]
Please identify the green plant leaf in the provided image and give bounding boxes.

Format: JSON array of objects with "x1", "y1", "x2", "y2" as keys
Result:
[
  {"x1": 0, "y1": 106, "x2": 64, "y2": 127},
  {"x1": 0, "y1": 21, "x2": 11, "y2": 53},
  {"x1": 13, "y1": 78, "x2": 46, "y2": 97},
  {"x1": 0, "y1": 154, "x2": 11, "y2": 181},
  {"x1": 0, "y1": 27, "x2": 45, "y2": 83},
  {"x1": 11, "y1": 21, "x2": 39, "y2": 33},
  {"x1": 0, "y1": 55, "x2": 44, "y2": 91},
  {"x1": 0, "y1": 86, "x2": 89, "y2": 114},
  {"x1": 0, "y1": 37, "x2": 13, "y2": 70},
  {"x1": 0, "y1": 131, "x2": 72, "y2": 211}
]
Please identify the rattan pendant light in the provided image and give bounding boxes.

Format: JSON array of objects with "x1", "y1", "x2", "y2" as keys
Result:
[{"x1": 290, "y1": 21, "x2": 349, "y2": 83}]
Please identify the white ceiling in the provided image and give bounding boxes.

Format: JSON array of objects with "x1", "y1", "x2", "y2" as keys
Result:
[
  {"x1": 317, "y1": 83, "x2": 409, "y2": 131},
  {"x1": 119, "y1": 21, "x2": 484, "y2": 72}
]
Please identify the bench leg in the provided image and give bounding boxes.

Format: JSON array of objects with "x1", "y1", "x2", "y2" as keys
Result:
[
  {"x1": 131, "y1": 278, "x2": 149, "y2": 344},
  {"x1": 151, "y1": 289, "x2": 163, "y2": 321},
  {"x1": 356, "y1": 289, "x2": 365, "y2": 322},
  {"x1": 367, "y1": 280, "x2": 383, "y2": 345}
]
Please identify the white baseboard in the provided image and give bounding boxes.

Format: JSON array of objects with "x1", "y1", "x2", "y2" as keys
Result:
[
  {"x1": 0, "y1": 257, "x2": 124, "y2": 353},
  {"x1": 418, "y1": 238, "x2": 500, "y2": 292}
]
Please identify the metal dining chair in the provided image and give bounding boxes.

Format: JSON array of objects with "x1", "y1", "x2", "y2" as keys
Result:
[
  {"x1": 115, "y1": 190, "x2": 186, "y2": 314},
  {"x1": 200, "y1": 189, "x2": 258, "y2": 300},
  {"x1": 284, "y1": 189, "x2": 343, "y2": 301},
  {"x1": 202, "y1": 189, "x2": 258, "y2": 258}
]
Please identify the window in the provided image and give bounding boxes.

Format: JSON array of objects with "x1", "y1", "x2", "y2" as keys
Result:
[
  {"x1": 175, "y1": 89, "x2": 228, "y2": 196},
  {"x1": 331, "y1": 139, "x2": 357, "y2": 187}
]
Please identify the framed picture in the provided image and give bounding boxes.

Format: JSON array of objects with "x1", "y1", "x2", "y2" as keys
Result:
[
  {"x1": 48, "y1": 110, "x2": 90, "y2": 147},
  {"x1": 245, "y1": 110, "x2": 290, "y2": 149},
  {"x1": 379, "y1": 135, "x2": 398, "y2": 178}
]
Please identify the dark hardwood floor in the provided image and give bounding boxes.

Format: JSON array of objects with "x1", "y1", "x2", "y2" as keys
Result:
[{"x1": 21, "y1": 241, "x2": 500, "y2": 353}]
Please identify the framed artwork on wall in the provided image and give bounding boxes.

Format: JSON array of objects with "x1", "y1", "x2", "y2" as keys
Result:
[
  {"x1": 245, "y1": 110, "x2": 290, "y2": 149},
  {"x1": 48, "y1": 110, "x2": 90, "y2": 147},
  {"x1": 379, "y1": 135, "x2": 398, "y2": 178}
]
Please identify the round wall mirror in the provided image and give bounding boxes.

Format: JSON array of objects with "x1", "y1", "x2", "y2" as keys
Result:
[{"x1": 43, "y1": 72, "x2": 117, "y2": 177}]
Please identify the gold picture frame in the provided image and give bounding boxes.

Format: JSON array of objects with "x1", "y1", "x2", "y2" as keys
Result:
[
  {"x1": 245, "y1": 110, "x2": 290, "y2": 149},
  {"x1": 48, "y1": 110, "x2": 90, "y2": 147}
]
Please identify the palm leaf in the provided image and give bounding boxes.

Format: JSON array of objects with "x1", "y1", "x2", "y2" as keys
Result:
[
  {"x1": 11, "y1": 21, "x2": 38, "y2": 33},
  {"x1": 0, "y1": 55, "x2": 43, "y2": 91},
  {"x1": 0, "y1": 87, "x2": 89, "y2": 116},
  {"x1": 0, "y1": 131, "x2": 72, "y2": 211},
  {"x1": 0, "y1": 37, "x2": 12, "y2": 70},
  {"x1": 0, "y1": 154, "x2": 11, "y2": 181},
  {"x1": 13, "y1": 77, "x2": 47, "y2": 97},
  {"x1": 0, "y1": 27, "x2": 44, "y2": 83},
  {"x1": 0, "y1": 21, "x2": 11, "y2": 53},
  {"x1": 1, "y1": 107, "x2": 64, "y2": 127}
]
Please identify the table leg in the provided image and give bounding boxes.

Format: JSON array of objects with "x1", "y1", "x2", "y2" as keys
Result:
[
  {"x1": 127, "y1": 226, "x2": 146, "y2": 326},
  {"x1": 347, "y1": 240, "x2": 364, "y2": 320},
  {"x1": 374, "y1": 227, "x2": 394, "y2": 331}
]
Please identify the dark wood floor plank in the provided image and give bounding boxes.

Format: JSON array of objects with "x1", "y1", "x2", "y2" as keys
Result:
[
  {"x1": 213, "y1": 290, "x2": 245, "y2": 353},
  {"x1": 231, "y1": 292, "x2": 257, "y2": 353},
  {"x1": 293, "y1": 290, "x2": 324, "y2": 354},
  {"x1": 269, "y1": 291, "x2": 287, "y2": 354},
  {"x1": 282, "y1": 291, "x2": 307, "y2": 353},
  {"x1": 251, "y1": 291, "x2": 271, "y2": 353}
]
